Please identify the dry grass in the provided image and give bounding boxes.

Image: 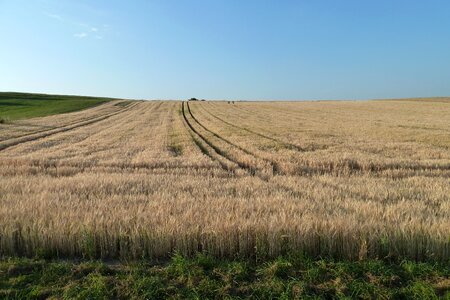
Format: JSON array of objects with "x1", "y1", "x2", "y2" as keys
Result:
[{"x1": 0, "y1": 99, "x2": 449, "y2": 261}]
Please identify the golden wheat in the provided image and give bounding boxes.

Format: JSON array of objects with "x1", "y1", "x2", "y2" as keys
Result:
[{"x1": 0, "y1": 99, "x2": 449, "y2": 261}]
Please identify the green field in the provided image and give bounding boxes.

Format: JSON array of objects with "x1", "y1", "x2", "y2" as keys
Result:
[
  {"x1": 1, "y1": 254, "x2": 448, "y2": 299},
  {"x1": 0, "y1": 92, "x2": 116, "y2": 121}
]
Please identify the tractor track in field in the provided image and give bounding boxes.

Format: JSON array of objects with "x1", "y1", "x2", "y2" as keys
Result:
[
  {"x1": 1, "y1": 114, "x2": 108, "y2": 142},
  {"x1": 0, "y1": 101, "x2": 135, "y2": 143},
  {"x1": 199, "y1": 103, "x2": 307, "y2": 152},
  {"x1": 186, "y1": 101, "x2": 282, "y2": 176},
  {"x1": 184, "y1": 101, "x2": 260, "y2": 176},
  {"x1": 184, "y1": 101, "x2": 270, "y2": 177},
  {"x1": 183, "y1": 103, "x2": 314, "y2": 198},
  {"x1": 225, "y1": 103, "x2": 330, "y2": 151},
  {"x1": 0, "y1": 101, "x2": 141, "y2": 152},
  {"x1": 182, "y1": 101, "x2": 240, "y2": 174},
  {"x1": 33, "y1": 101, "x2": 164, "y2": 154},
  {"x1": 188, "y1": 105, "x2": 411, "y2": 199},
  {"x1": 189, "y1": 103, "x2": 450, "y2": 179},
  {"x1": 184, "y1": 103, "x2": 315, "y2": 202},
  {"x1": 184, "y1": 102, "x2": 418, "y2": 200}
]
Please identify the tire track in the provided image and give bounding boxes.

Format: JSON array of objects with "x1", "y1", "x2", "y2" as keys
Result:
[
  {"x1": 187, "y1": 104, "x2": 283, "y2": 175},
  {"x1": 40, "y1": 101, "x2": 162, "y2": 155},
  {"x1": 1, "y1": 114, "x2": 104, "y2": 142},
  {"x1": 181, "y1": 101, "x2": 242, "y2": 175},
  {"x1": 187, "y1": 101, "x2": 450, "y2": 204},
  {"x1": 189, "y1": 103, "x2": 450, "y2": 177},
  {"x1": 187, "y1": 103, "x2": 281, "y2": 181},
  {"x1": 193, "y1": 103, "x2": 450, "y2": 178},
  {"x1": 0, "y1": 101, "x2": 141, "y2": 151},
  {"x1": 187, "y1": 105, "x2": 379, "y2": 199},
  {"x1": 184, "y1": 102, "x2": 318, "y2": 199},
  {"x1": 0, "y1": 101, "x2": 134, "y2": 143},
  {"x1": 188, "y1": 103, "x2": 391, "y2": 199},
  {"x1": 199, "y1": 102, "x2": 307, "y2": 152},
  {"x1": 227, "y1": 103, "x2": 330, "y2": 150}
]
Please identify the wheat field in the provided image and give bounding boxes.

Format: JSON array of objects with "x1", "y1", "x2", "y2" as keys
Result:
[{"x1": 0, "y1": 99, "x2": 449, "y2": 261}]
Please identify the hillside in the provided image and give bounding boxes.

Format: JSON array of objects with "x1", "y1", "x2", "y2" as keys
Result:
[{"x1": 0, "y1": 92, "x2": 119, "y2": 121}]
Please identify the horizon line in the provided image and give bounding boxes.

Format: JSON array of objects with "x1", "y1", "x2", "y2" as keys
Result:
[{"x1": 1, "y1": 90, "x2": 449, "y2": 102}]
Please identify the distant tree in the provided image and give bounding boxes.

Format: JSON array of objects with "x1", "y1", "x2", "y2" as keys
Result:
[{"x1": 189, "y1": 98, "x2": 198, "y2": 101}]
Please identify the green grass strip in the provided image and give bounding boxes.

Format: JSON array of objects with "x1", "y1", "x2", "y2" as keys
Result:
[
  {"x1": 1, "y1": 253, "x2": 448, "y2": 299},
  {"x1": 0, "y1": 92, "x2": 118, "y2": 121}
]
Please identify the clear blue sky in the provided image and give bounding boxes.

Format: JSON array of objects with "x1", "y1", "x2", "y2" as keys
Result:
[{"x1": 1, "y1": 0, "x2": 450, "y2": 100}]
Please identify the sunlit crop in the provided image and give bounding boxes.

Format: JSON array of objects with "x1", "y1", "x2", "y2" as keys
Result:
[{"x1": 0, "y1": 99, "x2": 449, "y2": 261}]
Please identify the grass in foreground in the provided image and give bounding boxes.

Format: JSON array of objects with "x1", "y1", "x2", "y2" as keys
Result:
[
  {"x1": 0, "y1": 254, "x2": 448, "y2": 299},
  {"x1": 0, "y1": 92, "x2": 116, "y2": 121}
]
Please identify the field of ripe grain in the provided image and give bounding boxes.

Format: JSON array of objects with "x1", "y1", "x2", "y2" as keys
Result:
[{"x1": 0, "y1": 99, "x2": 449, "y2": 261}]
